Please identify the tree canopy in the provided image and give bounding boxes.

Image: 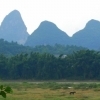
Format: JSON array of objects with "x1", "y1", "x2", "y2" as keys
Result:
[{"x1": 0, "y1": 49, "x2": 100, "y2": 80}]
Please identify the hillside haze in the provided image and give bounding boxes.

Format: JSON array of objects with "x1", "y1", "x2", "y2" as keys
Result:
[
  {"x1": 0, "y1": 10, "x2": 29, "y2": 44},
  {"x1": 0, "y1": 10, "x2": 100, "y2": 50},
  {"x1": 25, "y1": 21, "x2": 71, "y2": 47},
  {"x1": 72, "y1": 19, "x2": 100, "y2": 50}
]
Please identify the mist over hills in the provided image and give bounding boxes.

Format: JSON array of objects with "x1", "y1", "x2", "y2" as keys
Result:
[
  {"x1": 72, "y1": 19, "x2": 100, "y2": 50},
  {"x1": 0, "y1": 10, "x2": 100, "y2": 50},
  {"x1": 0, "y1": 10, "x2": 29, "y2": 44},
  {"x1": 25, "y1": 21, "x2": 71, "y2": 47},
  {"x1": 25, "y1": 19, "x2": 100, "y2": 50}
]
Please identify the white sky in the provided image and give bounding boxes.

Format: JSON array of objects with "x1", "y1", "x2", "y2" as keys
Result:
[{"x1": 0, "y1": 0, "x2": 100, "y2": 36}]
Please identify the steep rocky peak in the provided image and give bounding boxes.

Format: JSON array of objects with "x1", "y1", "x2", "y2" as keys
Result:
[{"x1": 0, "y1": 10, "x2": 29, "y2": 44}]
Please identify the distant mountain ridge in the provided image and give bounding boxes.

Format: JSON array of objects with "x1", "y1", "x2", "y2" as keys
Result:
[
  {"x1": 0, "y1": 10, "x2": 100, "y2": 50},
  {"x1": 25, "y1": 19, "x2": 100, "y2": 50}
]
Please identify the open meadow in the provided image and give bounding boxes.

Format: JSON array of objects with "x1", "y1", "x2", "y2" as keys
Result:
[{"x1": 1, "y1": 81, "x2": 100, "y2": 100}]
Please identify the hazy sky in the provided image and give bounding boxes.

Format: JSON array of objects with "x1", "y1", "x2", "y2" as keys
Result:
[{"x1": 0, "y1": 0, "x2": 100, "y2": 36}]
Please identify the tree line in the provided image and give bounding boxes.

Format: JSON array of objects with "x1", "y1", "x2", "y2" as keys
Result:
[
  {"x1": 0, "y1": 49, "x2": 100, "y2": 80},
  {"x1": 0, "y1": 39, "x2": 86, "y2": 56}
]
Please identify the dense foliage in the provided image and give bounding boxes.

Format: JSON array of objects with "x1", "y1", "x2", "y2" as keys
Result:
[
  {"x1": 32, "y1": 44, "x2": 87, "y2": 55},
  {"x1": 0, "y1": 39, "x2": 86, "y2": 56},
  {"x1": 0, "y1": 85, "x2": 12, "y2": 98},
  {"x1": 0, "y1": 49, "x2": 100, "y2": 80},
  {"x1": 0, "y1": 39, "x2": 32, "y2": 56}
]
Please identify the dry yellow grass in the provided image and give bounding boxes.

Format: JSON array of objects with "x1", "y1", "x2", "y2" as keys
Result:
[
  {"x1": 1, "y1": 82, "x2": 100, "y2": 100},
  {"x1": 4, "y1": 88, "x2": 100, "y2": 100}
]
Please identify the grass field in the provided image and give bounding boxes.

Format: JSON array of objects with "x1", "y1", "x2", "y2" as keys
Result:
[{"x1": 1, "y1": 81, "x2": 100, "y2": 100}]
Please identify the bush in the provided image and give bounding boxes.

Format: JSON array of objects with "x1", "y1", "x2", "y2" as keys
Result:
[{"x1": 0, "y1": 85, "x2": 12, "y2": 98}]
